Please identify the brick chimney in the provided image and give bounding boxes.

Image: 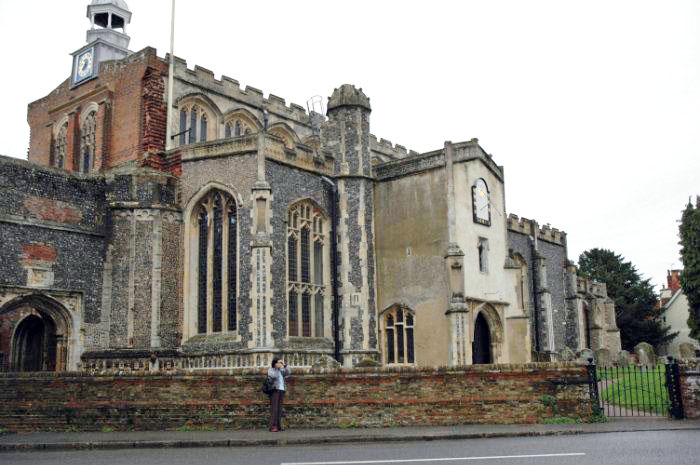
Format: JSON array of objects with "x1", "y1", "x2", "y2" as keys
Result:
[{"x1": 667, "y1": 269, "x2": 682, "y2": 293}]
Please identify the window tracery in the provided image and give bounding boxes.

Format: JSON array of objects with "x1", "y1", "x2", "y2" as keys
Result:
[
  {"x1": 224, "y1": 118, "x2": 253, "y2": 138},
  {"x1": 79, "y1": 111, "x2": 96, "y2": 173},
  {"x1": 383, "y1": 305, "x2": 415, "y2": 365},
  {"x1": 194, "y1": 189, "x2": 238, "y2": 334},
  {"x1": 178, "y1": 104, "x2": 210, "y2": 146},
  {"x1": 53, "y1": 123, "x2": 68, "y2": 169},
  {"x1": 287, "y1": 201, "x2": 328, "y2": 338}
]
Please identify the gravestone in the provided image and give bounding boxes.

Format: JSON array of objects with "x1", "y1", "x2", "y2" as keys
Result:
[
  {"x1": 679, "y1": 342, "x2": 698, "y2": 360},
  {"x1": 617, "y1": 350, "x2": 631, "y2": 367},
  {"x1": 559, "y1": 347, "x2": 576, "y2": 362},
  {"x1": 594, "y1": 348, "x2": 611, "y2": 366},
  {"x1": 578, "y1": 348, "x2": 594, "y2": 364},
  {"x1": 635, "y1": 342, "x2": 656, "y2": 366}
]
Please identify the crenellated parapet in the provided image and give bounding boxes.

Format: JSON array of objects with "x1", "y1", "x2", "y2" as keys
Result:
[
  {"x1": 169, "y1": 55, "x2": 313, "y2": 127},
  {"x1": 506, "y1": 214, "x2": 566, "y2": 246},
  {"x1": 369, "y1": 134, "x2": 418, "y2": 163}
]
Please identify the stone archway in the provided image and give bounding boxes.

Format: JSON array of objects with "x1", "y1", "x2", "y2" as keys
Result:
[
  {"x1": 11, "y1": 313, "x2": 58, "y2": 371},
  {"x1": 0, "y1": 292, "x2": 75, "y2": 372},
  {"x1": 472, "y1": 303, "x2": 504, "y2": 363},
  {"x1": 472, "y1": 312, "x2": 492, "y2": 364}
]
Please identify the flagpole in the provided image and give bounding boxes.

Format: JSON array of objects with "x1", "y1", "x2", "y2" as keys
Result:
[{"x1": 165, "y1": 0, "x2": 175, "y2": 150}]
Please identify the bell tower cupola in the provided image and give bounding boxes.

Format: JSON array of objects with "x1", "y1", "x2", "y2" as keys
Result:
[
  {"x1": 70, "y1": 0, "x2": 132, "y2": 87},
  {"x1": 86, "y1": 0, "x2": 132, "y2": 50}
]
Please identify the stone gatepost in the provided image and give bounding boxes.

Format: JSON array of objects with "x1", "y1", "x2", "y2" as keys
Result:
[{"x1": 323, "y1": 85, "x2": 379, "y2": 367}]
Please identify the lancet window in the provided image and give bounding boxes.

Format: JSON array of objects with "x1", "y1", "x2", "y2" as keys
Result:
[
  {"x1": 79, "y1": 111, "x2": 96, "y2": 173},
  {"x1": 224, "y1": 118, "x2": 253, "y2": 138},
  {"x1": 287, "y1": 201, "x2": 328, "y2": 338},
  {"x1": 194, "y1": 189, "x2": 238, "y2": 334},
  {"x1": 383, "y1": 305, "x2": 415, "y2": 365},
  {"x1": 53, "y1": 123, "x2": 68, "y2": 169},
  {"x1": 178, "y1": 104, "x2": 210, "y2": 146}
]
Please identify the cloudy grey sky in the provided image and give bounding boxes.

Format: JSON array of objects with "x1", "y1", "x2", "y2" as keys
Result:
[{"x1": 1, "y1": 0, "x2": 698, "y2": 290}]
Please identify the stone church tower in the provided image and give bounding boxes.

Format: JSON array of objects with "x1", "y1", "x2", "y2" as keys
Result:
[{"x1": 0, "y1": 1, "x2": 621, "y2": 373}]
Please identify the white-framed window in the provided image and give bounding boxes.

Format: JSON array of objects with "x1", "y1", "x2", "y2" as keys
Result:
[{"x1": 287, "y1": 201, "x2": 328, "y2": 338}]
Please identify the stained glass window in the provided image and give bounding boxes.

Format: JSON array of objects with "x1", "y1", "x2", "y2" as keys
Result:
[
  {"x1": 54, "y1": 124, "x2": 67, "y2": 169},
  {"x1": 288, "y1": 235, "x2": 297, "y2": 281},
  {"x1": 80, "y1": 111, "x2": 96, "y2": 173},
  {"x1": 301, "y1": 227, "x2": 310, "y2": 283}
]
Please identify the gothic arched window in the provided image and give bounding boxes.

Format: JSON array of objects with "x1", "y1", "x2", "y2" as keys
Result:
[
  {"x1": 178, "y1": 104, "x2": 210, "y2": 146},
  {"x1": 224, "y1": 117, "x2": 252, "y2": 139},
  {"x1": 194, "y1": 189, "x2": 238, "y2": 334},
  {"x1": 287, "y1": 201, "x2": 329, "y2": 338},
  {"x1": 79, "y1": 111, "x2": 96, "y2": 173},
  {"x1": 53, "y1": 123, "x2": 68, "y2": 169},
  {"x1": 472, "y1": 178, "x2": 491, "y2": 226},
  {"x1": 383, "y1": 305, "x2": 415, "y2": 365}
]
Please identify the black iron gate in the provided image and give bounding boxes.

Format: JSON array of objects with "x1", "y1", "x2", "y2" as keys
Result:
[{"x1": 587, "y1": 357, "x2": 684, "y2": 419}]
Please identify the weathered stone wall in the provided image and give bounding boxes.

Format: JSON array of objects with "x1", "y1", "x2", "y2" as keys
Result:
[
  {"x1": 266, "y1": 160, "x2": 334, "y2": 351},
  {"x1": 0, "y1": 363, "x2": 592, "y2": 432},
  {"x1": 0, "y1": 157, "x2": 106, "y2": 320},
  {"x1": 681, "y1": 361, "x2": 700, "y2": 419}
]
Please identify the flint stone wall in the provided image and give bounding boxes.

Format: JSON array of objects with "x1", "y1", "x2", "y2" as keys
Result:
[
  {"x1": 681, "y1": 361, "x2": 700, "y2": 419},
  {"x1": 0, "y1": 363, "x2": 592, "y2": 432}
]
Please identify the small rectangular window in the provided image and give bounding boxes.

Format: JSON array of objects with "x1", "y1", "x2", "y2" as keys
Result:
[{"x1": 478, "y1": 238, "x2": 489, "y2": 273}]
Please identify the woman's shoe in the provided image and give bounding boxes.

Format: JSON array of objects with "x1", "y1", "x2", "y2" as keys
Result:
[{"x1": 270, "y1": 427, "x2": 279, "y2": 432}]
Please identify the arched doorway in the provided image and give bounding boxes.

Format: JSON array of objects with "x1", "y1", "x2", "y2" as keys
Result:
[
  {"x1": 11, "y1": 314, "x2": 57, "y2": 372},
  {"x1": 0, "y1": 293, "x2": 73, "y2": 372},
  {"x1": 472, "y1": 312, "x2": 492, "y2": 364}
]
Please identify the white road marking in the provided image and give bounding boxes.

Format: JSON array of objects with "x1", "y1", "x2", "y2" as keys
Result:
[{"x1": 281, "y1": 452, "x2": 586, "y2": 465}]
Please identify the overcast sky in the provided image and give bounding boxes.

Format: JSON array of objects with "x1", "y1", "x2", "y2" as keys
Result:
[{"x1": 1, "y1": 0, "x2": 698, "y2": 290}]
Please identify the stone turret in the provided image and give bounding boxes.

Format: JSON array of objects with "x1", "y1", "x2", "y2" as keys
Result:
[{"x1": 322, "y1": 85, "x2": 379, "y2": 366}]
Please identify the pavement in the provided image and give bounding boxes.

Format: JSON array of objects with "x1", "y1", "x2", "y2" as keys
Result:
[{"x1": 1, "y1": 418, "x2": 699, "y2": 452}]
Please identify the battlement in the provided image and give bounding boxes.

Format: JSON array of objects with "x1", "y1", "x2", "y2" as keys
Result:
[
  {"x1": 169, "y1": 54, "x2": 311, "y2": 124},
  {"x1": 370, "y1": 134, "x2": 418, "y2": 162},
  {"x1": 507, "y1": 214, "x2": 566, "y2": 246},
  {"x1": 576, "y1": 277, "x2": 608, "y2": 298}
]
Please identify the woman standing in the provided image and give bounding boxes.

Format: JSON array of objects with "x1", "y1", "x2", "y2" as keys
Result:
[{"x1": 267, "y1": 357, "x2": 290, "y2": 432}]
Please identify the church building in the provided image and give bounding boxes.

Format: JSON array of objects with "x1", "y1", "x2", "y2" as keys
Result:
[{"x1": 0, "y1": 1, "x2": 621, "y2": 372}]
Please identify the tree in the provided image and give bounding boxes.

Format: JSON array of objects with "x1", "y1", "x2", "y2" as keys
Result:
[
  {"x1": 578, "y1": 248, "x2": 676, "y2": 350},
  {"x1": 679, "y1": 199, "x2": 700, "y2": 342}
]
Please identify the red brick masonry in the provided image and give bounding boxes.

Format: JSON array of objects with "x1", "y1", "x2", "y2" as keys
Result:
[{"x1": 0, "y1": 363, "x2": 597, "y2": 432}]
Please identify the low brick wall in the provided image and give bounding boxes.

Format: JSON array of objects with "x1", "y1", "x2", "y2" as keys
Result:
[
  {"x1": 0, "y1": 363, "x2": 593, "y2": 432},
  {"x1": 681, "y1": 361, "x2": 700, "y2": 419}
]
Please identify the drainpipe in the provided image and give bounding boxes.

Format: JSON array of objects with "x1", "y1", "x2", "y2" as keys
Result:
[{"x1": 321, "y1": 176, "x2": 341, "y2": 363}]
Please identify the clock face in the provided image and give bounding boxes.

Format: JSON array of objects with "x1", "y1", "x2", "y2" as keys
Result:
[
  {"x1": 473, "y1": 179, "x2": 490, "y2": 225},
  {"x1": 76, "y1": 50, "x2": 94, "y2": 81}
]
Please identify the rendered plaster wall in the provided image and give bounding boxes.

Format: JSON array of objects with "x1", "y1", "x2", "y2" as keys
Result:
[
  {"x1": 0, "y1": 157, "x2": 106, "y2": 325},
  {"x1": 374, "y1": 168, "x2": 450, "y2": 366}
]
